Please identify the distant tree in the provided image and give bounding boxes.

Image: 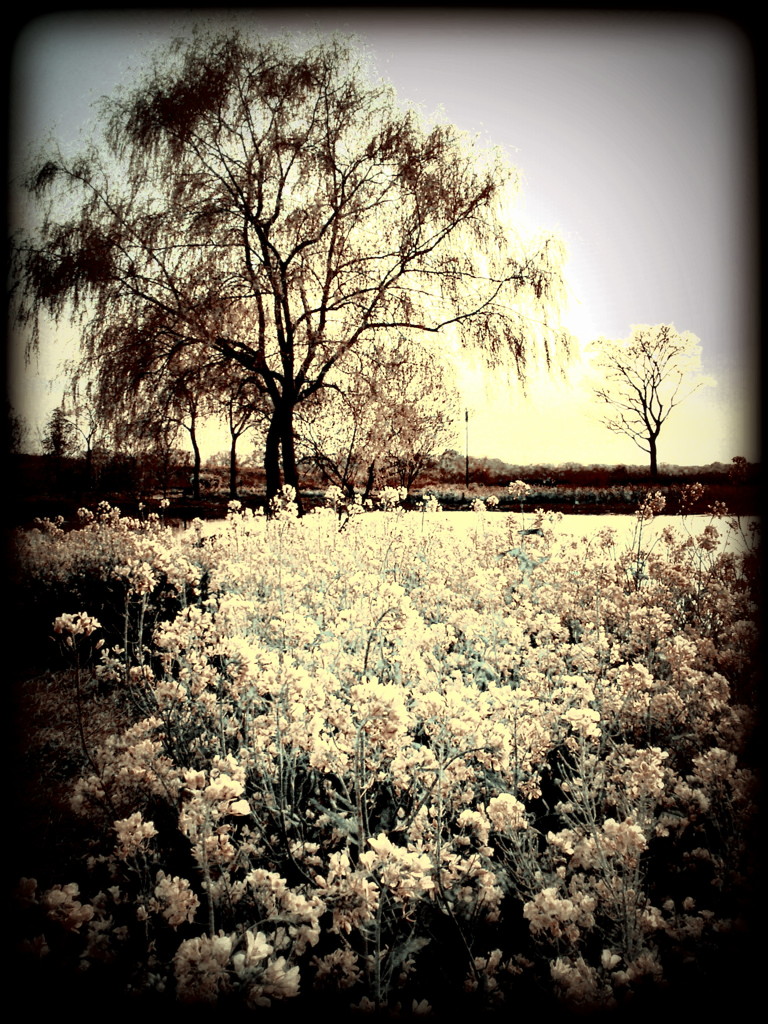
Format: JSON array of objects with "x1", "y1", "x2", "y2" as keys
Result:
[
  {"x1": 164, "y1": 380, "x2": 209, "y2": 500},
  {"x1": 41, "y1": 404, "x2": 75, "y2": 459},
  {"x1": 135, "y1": 423, "x2": 186, "y2": 496},
  {"x1": 98, "y1": 351, "x2": 216, "y2": 499},
  {"x1": 378, "y1": 345, "x2": 459, "y2": 491},
  {"x1": 97, "y1": 393, "x2": 184, "y2": 497},
  {"x1": 435, "y1": 449, "x2": 466, "y2": 485},
  {"x1": 65, "y1": 381, "x2": 103, "y2": 488},
  {"x1": 210, "y1": 374, "x2": 269, "y2": 499},
  {"x1": 296, "y1": 346, "x2": 390, "y2": 497},
  {"x1": 297, "y1": 337, "x2": 458, "y2": 497},
  {"x1": 13, "y1": 28, "x2": 570, "y2": 511},
  {"x1": 589, "y1": 324, "x2": 713, "y2": 478}
]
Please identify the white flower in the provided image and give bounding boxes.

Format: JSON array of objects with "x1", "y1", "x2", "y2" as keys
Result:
[{"x1": 114, "y1": 812, "x2": 158, "y2": 859}]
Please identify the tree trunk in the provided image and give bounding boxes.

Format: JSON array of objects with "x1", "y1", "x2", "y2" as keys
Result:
[
  {"x1": 362, "y1": 460, "x2": 376, "y2": 502},
  {"x1": 264, "y1": 413, "x2": 282, "y2": 501},
  {"x1": 229, "y1": 436, "x2": 238, "y2": 499},
  {"x1": 84, "y1": 444, "x2": 94, "y2": 491},
  {"x1": 263, "y1": 401, "x2": 305, "y2": 514},
  {"x1": 279, "y1": 401, "x2": 304, "y2": 515},
  {"x1": 649, "y1": 435, "x2": 659, "y2": 479},
  {"x1": 190, "y1": 432, "x2": 202, "y2": 500}
]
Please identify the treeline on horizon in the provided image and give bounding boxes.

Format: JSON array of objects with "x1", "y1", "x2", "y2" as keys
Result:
[
  {"x1": 440, "y1": 452, "x2": 761, "y2": 489},
  {"x1": 8, "y1": 448, "x2": 761, "y2": 527}
]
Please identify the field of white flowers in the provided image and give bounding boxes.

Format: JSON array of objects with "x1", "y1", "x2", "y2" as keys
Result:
[{"x1": 12, "y1": 486, "x2": 761, "y2": 1019}]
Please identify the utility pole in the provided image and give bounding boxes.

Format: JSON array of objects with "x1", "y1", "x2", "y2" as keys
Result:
[{"x1": 465, "y1": 408, "x2": 469, "y2": 489}]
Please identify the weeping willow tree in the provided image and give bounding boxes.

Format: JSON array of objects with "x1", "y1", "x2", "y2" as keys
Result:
[{"x1": 13, "y1": 27, "x2": 571, "y2": 507}]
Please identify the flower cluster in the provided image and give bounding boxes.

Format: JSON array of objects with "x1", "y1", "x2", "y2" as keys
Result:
[
  {"x1": 53, "y1": 611, "x2": 102, "y2": 637},
  {"x1": 635, "y1": 490, "x2": 666, "y2": 521},
  {"x1": 508, "y1": 479, "x2": 531, "y2": 501}
]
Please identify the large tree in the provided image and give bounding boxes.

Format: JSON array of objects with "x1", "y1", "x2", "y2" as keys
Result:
[
  {"x1": 13, "y1": 28, "x2": 570, "y2": 506},
  {"x1": 589, "y1": 323, "x2": 713, "y2": 477}
]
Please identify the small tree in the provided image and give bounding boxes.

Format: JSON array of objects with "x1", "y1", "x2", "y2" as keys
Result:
[
  {"x1": 209, "y1": 374, "x2": 269, "y2": 499},
  {"x1": 378, "y1": 345, "x2": 459, "y2": 491},
  {"x1": 589, "y1": 323, "x2": 713, "y2": 478},
  {"x1": 65, "y1": 381, "x2": 103, "y2": 489},
  {"x1": 297, "y1": 337, "x2": 458, "y2": 497},
  {"x1": 41, "y1": 404, "x2": 75, "y2": 459},
  {"x1": 164, "y1": 381, "x2": 208, "y2": 500},
  {"x1": 296, "y1": 344, "x2": 392, "y2": 497}
]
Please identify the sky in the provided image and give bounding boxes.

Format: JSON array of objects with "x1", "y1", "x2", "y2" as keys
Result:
[{"x1": 6, "y1": 6, "x2": 761, "y2": 468}]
